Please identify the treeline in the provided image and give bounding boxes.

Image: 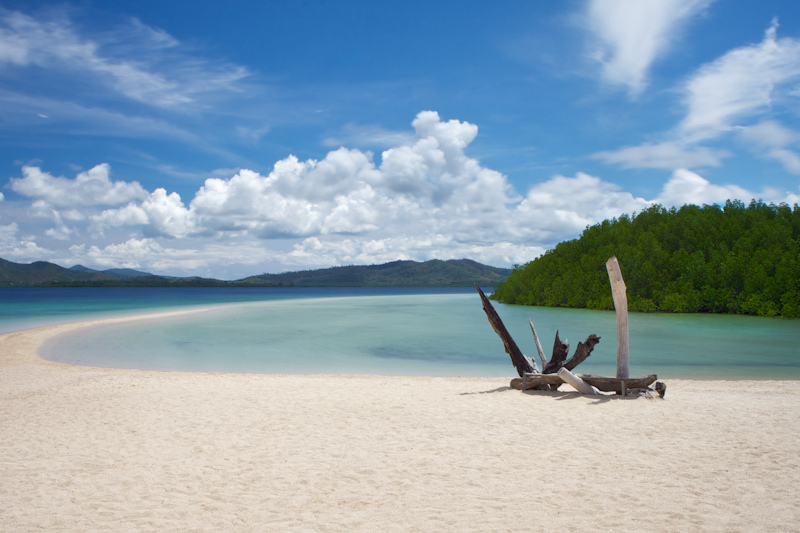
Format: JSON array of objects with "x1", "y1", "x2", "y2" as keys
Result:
[{"x1": 492, "y1": 200, "x2": 800, "y2": 318}]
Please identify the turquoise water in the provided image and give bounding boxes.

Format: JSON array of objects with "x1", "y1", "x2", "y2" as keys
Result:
[{"x1": 3, "y1": 288, "x2": 799, "y2": 379}]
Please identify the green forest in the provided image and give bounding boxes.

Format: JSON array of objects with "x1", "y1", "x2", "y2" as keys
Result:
[{"x1": 492, "y1": 200, "x2": 800, "y2": 318}]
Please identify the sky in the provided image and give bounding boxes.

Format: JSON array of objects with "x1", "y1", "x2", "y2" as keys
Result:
[{"x1": 1, "y1": 0, "x2": 800, "y2": 279}]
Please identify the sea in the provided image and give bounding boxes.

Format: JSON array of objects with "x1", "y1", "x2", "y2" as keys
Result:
[{"x1": 1, "y1": 287, "x2": 798, "y2": 379}]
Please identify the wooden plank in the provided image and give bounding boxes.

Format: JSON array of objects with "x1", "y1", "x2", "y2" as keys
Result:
[
  {"x1": 606, "y1": 256, "x2": 630, "y2": 379},
  {"x1": 558, "y1": 368, "x2": 597, "y2": 395}
]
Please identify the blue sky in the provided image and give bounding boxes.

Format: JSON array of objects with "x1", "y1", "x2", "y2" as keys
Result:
[{"x1": 1, "y1": 0, "x2": 800, "y2": 279}]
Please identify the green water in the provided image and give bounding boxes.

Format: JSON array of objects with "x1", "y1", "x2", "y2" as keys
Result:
[{"x1": 30, "y1": 289, "x2": 800, "y2": 379}]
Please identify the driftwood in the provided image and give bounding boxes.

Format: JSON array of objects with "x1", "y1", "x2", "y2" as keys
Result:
[
  {"x1": 474, "y1": 285, "x2": 600, "y2": 389},
  {"x1": 475, "y1": 285, "x2": 536, "y2": 377},
  {"x1": 528, "y1": 318, "x2": 548, "y2": 368},
  {"x1": 558, "y1": 368, "x2": 597, "y2": 395},
  {"x1": 477, "y1": 256, "x2": 664, "y2": 398},
  {"x1": 512, "y1": 373, "x2": 658, "y2": 394},
  {"x1": 606, "y1": 256, "x2": 630, "y2": 379},
  {"x1": 542, "y1": 331, "x2": 569, "y2": 375},
  {"x1": 563, "y1": 334, "x2": 601, "y2": 371}
]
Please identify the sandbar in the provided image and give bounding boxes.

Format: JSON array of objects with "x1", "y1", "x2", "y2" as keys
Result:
[{"x1": 1, "y1": 311, "x2": 799, "y2": 531}]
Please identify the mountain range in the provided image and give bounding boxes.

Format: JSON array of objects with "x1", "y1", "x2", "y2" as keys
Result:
[{"x1": 0, "y1": 257, "x2": 510, "y2": 288}]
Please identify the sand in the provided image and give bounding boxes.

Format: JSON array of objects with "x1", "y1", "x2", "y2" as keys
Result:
[{"x1": 1, "y1": 312, "x2": 799, "y2": 532}]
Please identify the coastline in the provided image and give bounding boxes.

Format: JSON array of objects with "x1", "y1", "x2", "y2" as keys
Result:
[{"x1": 1, "y1": 315, "x2": 799, "y2": 531}]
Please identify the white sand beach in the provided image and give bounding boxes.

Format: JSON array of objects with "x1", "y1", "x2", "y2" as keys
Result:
[{"x1": 1, "y1": 312, "x2": 799, "y2": 532}]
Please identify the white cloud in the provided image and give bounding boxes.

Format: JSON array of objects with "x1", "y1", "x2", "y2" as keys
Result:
[
  {"x1": 6, "y1": 111, "x2": 797, "y2": 277},
  {"x1": 0, "y1": 222, "x2": 51, "y2": 261},
  {"x1": 83, "y1": 238, "x2": 162, "y2": 269},
  {"x1": 93, "y1": 188, "x2": 196, "y2": 238},
  {"x1": 595, "y1": 21, "x2": 800, "y2": 175},
  {"x1": 44, "y1": 226, "x2": 73, "y2": 241},
  {"x1": 739, "y1": 121, "x2": 800, "y2": 175},
  {"x1": 680, "y1": 20, "x2": 800, "y2": 141},
  {"x1": 281, "y1": 235, "x2": 546, "y2": 272},
  {"x1": 593, "y1": 141, "x2": 729, "y2": 169},
  {"x1": 741, "y1": 120, "x2": 799, "y2": 148},
  {"x1": 10, "y1": 164, "x2": 147, "y2": 210},
  {"x1": 12, "y1": 111, "x2": 665, "y2": 273},
  {"x1": 767, "y1": 149, "x2": 800, "y2": 175},
  {"x1": 655, "y1": 168, "x2": 773, "y2": 207},
  {"x1": 322, "y1": 122, "x2": 416, "y2": 149},
  {"x1": 585, "y1": 0, "x2": 713, "y2": 95},
  {"x1": 517, "y1": 173, "x2": 651, "y2": 241},
  {"x1": 0, "y1": 8, "x2": 248, "y2": 108}
]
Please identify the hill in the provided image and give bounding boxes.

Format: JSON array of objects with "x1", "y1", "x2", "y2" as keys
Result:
[
  {"x1": 0, "y1": 258, "x2": 119, "y2": 285},
  {"x1": 239, "y1": 259, "x2": 510, "y2": 287},
  {"x1": 492, "y1": 200, "x2": 800, "y2": 317},
  {"x1": 69, "y1": 265, "x2": 155, "y2": 278},
  {"x1": 0, "y1": 258, "x2": 510, "y2": 288}
]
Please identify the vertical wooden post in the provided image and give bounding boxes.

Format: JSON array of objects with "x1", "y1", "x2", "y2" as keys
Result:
[{"x1": 605, "y1": 256, "x2": 629, "y2": 379}]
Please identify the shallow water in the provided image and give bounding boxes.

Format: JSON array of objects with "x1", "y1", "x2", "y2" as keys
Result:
[{"x1": 8, "y1": 287, "x2": 797, "y2": 379}]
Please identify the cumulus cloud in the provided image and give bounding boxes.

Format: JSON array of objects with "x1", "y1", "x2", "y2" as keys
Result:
[
  {"x1": 10, "y1": 164, "x2": 147, "y2": 210},
  {"x1": 0, "y1": 222, "x2": 51, "y2": 260},
  {"x1": 585, "y1": 0, "x2": 714, "y2": 95},
  {"x1": 654, "y1": 168, "x2": 785, "y2": 207},
  {"x1": 593, "y1": 141, "x2": 729, "y2": 169},
  {"x1": 518, "y1": 173, "x2": 650, "y2": 240},
  {"x1": 281, "y1": 235, "x2": 547, "y2": 270},
  {"x1": 6, "y1": 111, "x2": 796, "y2": 277},
  {"x1": 5, "y1": 111, "x2": 665, "y2": 273},
  {"x1": 91, "y1": 111, "x2": 520, "y2": 246},
  {"x1": 680, "y1": 20, "x2": 800, "y2": 141}
]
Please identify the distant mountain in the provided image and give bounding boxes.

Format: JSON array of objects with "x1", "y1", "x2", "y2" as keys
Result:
[
  {"x1": 0, "y1": 258, "x2": 119, "y2": 285},
  {"x1": 239, "y1": 259, "x2": 511, "y2": 287},
  {"x1": 0, "y1": 257, "x2": 510, "y2": 288},
  {"x1": 70, "y1": 264, "x2": 155, "y2": 278}
]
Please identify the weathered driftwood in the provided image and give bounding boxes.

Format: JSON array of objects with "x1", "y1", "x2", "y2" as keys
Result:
[
  {"x1": 528, "y1": 318, "x2": 548, "y2": 368},
  {"x1": 581, "y1": 374, "x2": 657, "y2": 393},
  {"x1": 558, "y1": 367, "x2": 597, "y2": 395},
  {"x1": 542, "y1": 331, "x2": 569, "y2": 375},
  {"x1": 475, "y1": 285, "x2": 536, "y2": 377},
  {"x1": 563, "y1": 334, "x2": 601, "y2": 372},
  {"x1": 476, "y1": 273, "x2": 664, "y2": 398},
  {"x1": 606, "y1": 256, "x2": 630, "y2": 379},
  {"x1": 512, "y1": 373, "x2": 658, "y2": 394},
  {"x1": 517, "y1": 373, "x2": 563, "y2": 389},
  {"x1": 538, "y1": 333, "x2": 600, "y2": 391}
]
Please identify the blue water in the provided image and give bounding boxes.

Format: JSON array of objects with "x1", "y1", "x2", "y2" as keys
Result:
[{"x1": 3, "y1": 287, "x2": 799, "y2": 379}]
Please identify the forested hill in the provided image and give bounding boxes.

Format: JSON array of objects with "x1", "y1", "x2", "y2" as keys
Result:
[
  {"x1": 492, "y1": 200, "x2": 800, "y2": 318},
  {"x1": 0, "y1": 258, "x2": 510, "y2": 288},
  {"x1": 238, "y1": 259, "x2": 510, "y2": 287}
]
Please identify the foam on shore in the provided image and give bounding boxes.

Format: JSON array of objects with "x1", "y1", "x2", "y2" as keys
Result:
[{"x1": 1, "y1": 315, "x2": 799, "y2": 531}]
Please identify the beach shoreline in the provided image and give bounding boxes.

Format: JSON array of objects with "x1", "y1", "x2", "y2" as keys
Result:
[{"x1": 1, "y1": 314, "x2": 799, "y2": 531}]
